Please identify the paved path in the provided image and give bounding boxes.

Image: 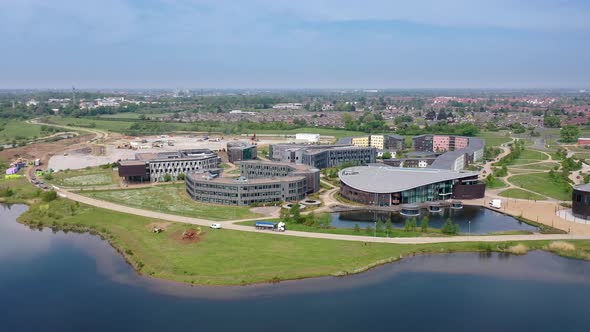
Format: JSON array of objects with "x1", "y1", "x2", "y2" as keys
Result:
[{"x1": 55, "y1": 188, "x2": 590, "y2": 244}]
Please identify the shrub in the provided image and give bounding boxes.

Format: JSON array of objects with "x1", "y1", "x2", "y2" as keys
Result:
[
  {"x1": 41, "y1": 190, "x2": 58, "y2": 202},
  {"x1": 353, "y1": 224, "x2": 360, "y2": 233},
  {"x1": 43, "y1": 173, "x2": 54, "y2": 181}
]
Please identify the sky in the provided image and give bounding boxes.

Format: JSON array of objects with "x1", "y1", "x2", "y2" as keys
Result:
[{"x1": 1, "y1": 0, "x2": 589, "y2": 89}]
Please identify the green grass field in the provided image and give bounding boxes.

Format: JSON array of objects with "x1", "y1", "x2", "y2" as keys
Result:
[
  {"x1": 486, "y1": 177, "x2": 508, "y2": 189},
  {"x1": 50, "y1": 167, "x2": 116, "y2": 187},
  {"x1": 498, "y1": 188, "x2": 547, "y2": 201},
  {"x1": 47, "y1": 117, "x2": 140, "y2": 132},
  {"x1": 81, "y1": 183, "x2": 260, "y2": 221},
  {"x1": 17, "y1": 198, "x2": 590, "y2": 285},
  {"x1": 509, "y1": 173, "x2": 572, "y2": 201},
  {"x1": 0, "y1": 120, "x2": 44, "y2": 144},
  {"x1": 509, "y1": 149, "x2": 549, "y2": 165},
  {"x1": 509, "y1": 162, "x2": 559, "y2": 171},
  {"x1": 477, "y1": 131, "x2": 512, "y2": 147}
]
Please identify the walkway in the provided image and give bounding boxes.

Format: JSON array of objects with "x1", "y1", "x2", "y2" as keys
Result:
[{"x1": 55, "y1": 188, "x2": 590, "y2": 244}]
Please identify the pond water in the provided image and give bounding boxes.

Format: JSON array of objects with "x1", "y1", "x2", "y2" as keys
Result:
[
  {"x1": 331, "y1": 205, "x2": 539, "y2": 234},
  {"x1": 2, "y1": 204, "x2": 590, "y2": 332}
]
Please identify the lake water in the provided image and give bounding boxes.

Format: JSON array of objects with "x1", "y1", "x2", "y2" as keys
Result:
[
  {"x1": 2, "y1": 204, "x2": 590, "y2": 332},
  {"x1": 331, "y1": 205, "x2": 539, "y2": 234}
]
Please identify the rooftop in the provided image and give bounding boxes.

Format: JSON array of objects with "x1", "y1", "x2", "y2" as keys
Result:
[{"x1": 338, "y1": 165, "x2": 479, "y2": 193}]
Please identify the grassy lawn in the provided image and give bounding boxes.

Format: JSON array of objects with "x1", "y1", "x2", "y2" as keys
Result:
[
  {"x1": 0, "y1": 120, "x2": 43, "y2": 144},
  {"x1": 486, "y1": 177, "x2": 508, "y2": 189},
  {"x1": 16, "y1": 198, "x2": 590, "y2": 285},
  {"x1": 47, "y1": 117, "x2": 139, "y2": 132},
  {"x1": 0, "y1": 176, "x2": 42, "y2": 203},
  {"x1": 50, "y1": 167, "x2": 116, "y2": 187},
  {"x1": 498, "y1": 188, "x2": 547, "y2": 201},
  {"x1": 509, "y1": 162, "x2": 559, "y2": 171},
  {"x1": 509, "y1": 173, "x2": 572, "y2": 201},
  {"x1": 81, "y1": 183, "x2": 260, "y2": 221},
  {"x1": 509, "y1": 149, "x2": 549, "y2": 165},
  {"x1": 477, "y1": 131, "x2": 512, "y2": 147}
]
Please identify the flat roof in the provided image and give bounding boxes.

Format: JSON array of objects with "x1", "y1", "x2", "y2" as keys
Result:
[
  {"x1": 187, "y1": 173, "x2": 305, "y2": 184},
  {"x1": 338, "y1": 165, "x2": 478, "y2": 194},
  {"x1": 574, "y1": 184, "x2": 590, "y2": 192},
  {"x1": 119, "y1": 160, "x2": 146, "y2": 166}
]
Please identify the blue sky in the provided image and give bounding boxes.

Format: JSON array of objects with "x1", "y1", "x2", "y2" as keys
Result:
[{"x1": 1, "y1": 0, "x2": 589, "y2": 89}]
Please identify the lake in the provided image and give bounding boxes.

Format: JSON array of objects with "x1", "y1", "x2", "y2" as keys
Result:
[
  {"x1": 1, "y1": 204, "x2": 590, "y2": 332},
  {"x1": 331, "y1": 205, "x2": 540, "y2": 234}
]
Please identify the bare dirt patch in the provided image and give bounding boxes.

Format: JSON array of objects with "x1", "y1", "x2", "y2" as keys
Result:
[
  {"x1": 170, "y1": 228, "x2": 206, "y2": 244},
  {"x1": 147, "y1": 221, "x2": 172, "y2": 232},
  {"x1": 250, "y1": 206, "x2": 280, "y2": 217}
]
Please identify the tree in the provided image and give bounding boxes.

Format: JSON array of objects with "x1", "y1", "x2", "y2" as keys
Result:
[
  {"x1": 290, "y1": 204, "x2": 303, "y2": 224},
  {"x1": 381, "y1": 151, "x2": 392, "y2": 160},
  {"x1": 163, "y1": 173, "x2": 172, "y2": 182},
  {"x1": 385, "y1": 220, "x2": 393, "y2": 236},
  {"x1": 376, "y1": 220, "x2": 384, "y2": 234},
  {"x1": 177, "y1": 173, "x2": 186, "y2": 181},
  {"x1": 365, "y1": 224, "x2": 373, "y2": 235},
  {"x1": 441, "y1": 218, "x2": 458, "y2": 234},
  {"x1": 543, "y1": 114, "x2": 561, "y2": 128},
  {"x1": 354, "y1": 224, "x2": 360, "y2": 233},
  {"x1": 420, "y1": 215, "x2": 429, "y2": 232},
  {"x1": 560, "y1": 125, "x2": 580, "y2": 143},
  {"x1": 41, "y1": 190, "x2": 58, "y2": 202},
  {"x1": 404, "y1": 219, "x2": 411, "y2": 232}
]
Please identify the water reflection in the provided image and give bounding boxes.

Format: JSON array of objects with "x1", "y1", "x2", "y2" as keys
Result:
[{"x1": 332, "y1": 205, "x2": 539, "y2": 234}]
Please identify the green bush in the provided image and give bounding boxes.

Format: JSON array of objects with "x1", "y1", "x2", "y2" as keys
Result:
[{"x1": 41, "y1": 190, "x2": 58, "y2": 202}]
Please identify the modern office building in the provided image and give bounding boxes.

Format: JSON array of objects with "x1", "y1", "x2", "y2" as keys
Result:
[
  {"x1": 339, "y1": 134, "x2": 405, "y2": 151},
  {"x1": 338, "y1": 165, "x2": 485, "y2": 206},
  {"x1": 572, "y1": 184, "x2": 590, "y2": 219},
  {"x1": 410, "y1": 135, "x2": 484, "y2": 171},
  {"x1": 118, "y1": 149, "x2": 220, "y2": 182},
  {"x1": 226, "y1": 141, "x2": 257, "y2": 163},
  {"x1": 185, "y1": 160, "x2": 320, "y2": 206},
  {"x1": 269, "y1": 144, "x2": 376, "y2": 169}
]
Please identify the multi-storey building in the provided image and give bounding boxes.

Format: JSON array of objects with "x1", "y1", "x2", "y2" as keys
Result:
[
  {"x1": 226, "y1": 142, "x2": 257, "y2": 163},
  {"x1": 185, "y1": 160, "x2": 320, "y2": 206},
  {"x1": 118, "y1": 149, "x2": 220, "y2": 182},
  {"x1": 269, "y1": 144, "x2": 376, "y2": 169}
]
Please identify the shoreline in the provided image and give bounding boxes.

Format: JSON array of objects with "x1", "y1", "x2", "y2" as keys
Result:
[{"x1": 13, "y1": 205, "x2": 590, "y2": 286}]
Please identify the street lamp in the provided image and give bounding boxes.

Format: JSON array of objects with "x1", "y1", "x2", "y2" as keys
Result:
[
  {"x1": 374, "y1": 221, "x2": 377, "y2": 237},
  {"x1": 468, "y1": 220, "x2": 471, "y2": 234}
]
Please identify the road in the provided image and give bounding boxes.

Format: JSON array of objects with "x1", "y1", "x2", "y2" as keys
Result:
[{"x1": 56, "y1": 188, "x2": 590, "y2": 244}]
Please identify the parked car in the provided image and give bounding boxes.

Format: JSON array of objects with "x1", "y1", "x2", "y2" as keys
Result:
[{"x1": 210, "y1": 223, "x2": 222, "y2": 229}]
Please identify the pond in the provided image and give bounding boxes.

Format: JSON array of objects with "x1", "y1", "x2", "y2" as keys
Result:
[
  {"x1": 331, "y1": 205, "x2": 539, "y2": 234},
  {"x1": 2, "y1": 204, "x2": 590, "y2": 332}
]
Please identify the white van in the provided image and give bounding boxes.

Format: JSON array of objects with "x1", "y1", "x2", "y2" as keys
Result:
[{"x1": 489, "y1": 199, "x2": 502, "y2": 209}]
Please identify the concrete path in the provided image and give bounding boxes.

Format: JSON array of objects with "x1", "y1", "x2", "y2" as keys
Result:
[{"x1": 55, "y1": 188, "x2": 590, "y2": 244}]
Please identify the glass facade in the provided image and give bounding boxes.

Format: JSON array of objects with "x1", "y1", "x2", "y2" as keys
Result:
[{"x1": 399, "y1": 180, "x2": 453, "y2": 204}]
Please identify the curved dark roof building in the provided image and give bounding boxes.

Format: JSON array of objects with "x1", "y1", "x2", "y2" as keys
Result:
[
  {"x1": 572, "y1": 184, "x2": 590, "y2": 219},
  {"x1": 338, "y1": 165, "x2": 485, "y2": 206}
]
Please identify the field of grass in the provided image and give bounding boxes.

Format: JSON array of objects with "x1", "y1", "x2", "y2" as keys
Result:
[
  {"x1": 99, "y1": 113, "x2": 172, "y2": 119},
  {"x1": 509, "y1": 149, "x2": 549, "y2": 165},
  {"x1": 50, "y1": 167, "x2": 116, "y2": 187},
  {"x1": 0, "y1": 120, "x2": 44, "y2": 144},
  {"x1": 48, "y1": 117, "x2": 136, "y2": 132},
  {"x1": 0, "y1": 176, "x2": 42, "y2": 203},
  {"x1": 572, "y1": 153, "x2": 590, "y2": 161},
  {"x1": 509, "y1": 173, "x2": 572, "y2": 201},
  {"x1": 81, "y1": 183, "x2": 260, "y2": 221},
  {"x1": 486, "y1": 177, "x2": 508, "y2": 189},
  {"x1": 16, "y1": 198, "x2": 590, "y2": 285},
  {"x1": 477, "y1": 131, "x2": 512, "y2": 147},
  {"x1": 509, "y1": 162, "x2": 559, "y2": 171},
  {"x1": 498, "y1": 188, "x2": 547, "y2": 201}
]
